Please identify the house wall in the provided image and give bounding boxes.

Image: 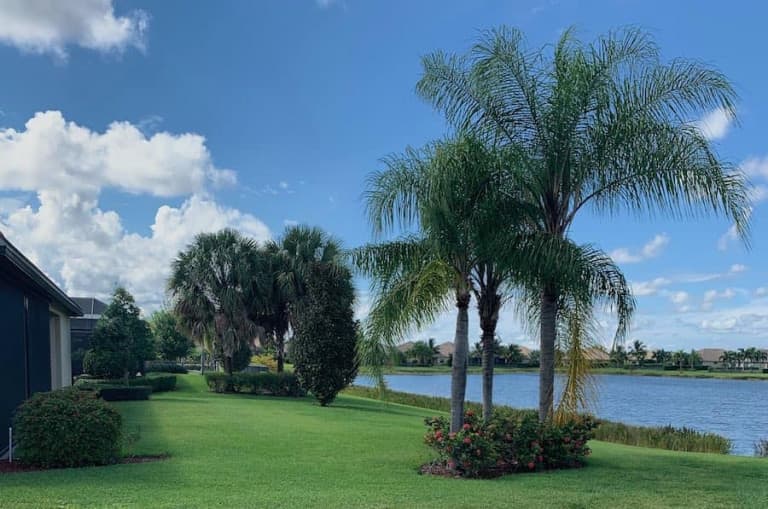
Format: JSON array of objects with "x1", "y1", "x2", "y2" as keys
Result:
[
  {"x1": 50, "y1": 305, "x2": 72, "y2": 388},
  {"x1": 0, "y1": 275, "x2": 53, "y2": 453}
]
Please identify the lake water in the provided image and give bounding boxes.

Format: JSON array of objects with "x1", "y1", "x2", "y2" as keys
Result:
[{"x1": 355, "y1": 373, "x2": 767, "y2": 455}]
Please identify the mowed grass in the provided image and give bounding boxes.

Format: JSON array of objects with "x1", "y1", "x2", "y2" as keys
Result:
[{"x1": 0, "y1": 375, "x2": 766, "y2": 508}]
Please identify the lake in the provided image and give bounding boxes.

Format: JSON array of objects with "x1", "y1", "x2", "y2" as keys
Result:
[{"x1": 355, "y1": 373, "x2": 767, "y2": 455}]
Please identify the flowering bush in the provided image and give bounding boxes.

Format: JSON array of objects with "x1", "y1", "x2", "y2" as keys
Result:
[{"x1": 424, "y1": 409, "x2": 598, "y2": 478}]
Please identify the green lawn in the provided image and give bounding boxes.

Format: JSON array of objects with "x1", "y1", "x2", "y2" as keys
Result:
[
  {"x1": 388, "y1": 365, "x2": 768, "y2": 380},
  {"x1": 1, "y1": 375, "x2": 766, "y2": 508}
]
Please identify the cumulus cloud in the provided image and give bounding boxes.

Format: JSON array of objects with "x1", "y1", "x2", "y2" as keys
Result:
[
  {"x1": 0, "y1": 111, "x2": 235, "y2": 197},
  {"x1": 610, "y1": 234, "x2": 669, "y2": 264},
  {"x1": 0, "y1": 0, "x2": 148, "y2": 59},
  {"x1": 631, "y1": 277, "x2": 671, "y2": 297},
  {"x1": 669, "y1": 291, "x2": 689, "y2": 305},
  {"x1": 729, "y1": 264, "x2": 747, "y2": 274},
  {"x1": 0, "y1": 112, "x2": 269, "y2": 312},
  {"x1": 694, "y1": 107, "x2": 734, "y2": 141}
]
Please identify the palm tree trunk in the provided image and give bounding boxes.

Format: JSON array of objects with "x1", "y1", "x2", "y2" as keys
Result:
[
  {"x1": 276, "y1": 333, "x2": 285, "y2": 373},
  {"x1": 539, "y1": 286, "x2": 558, "y2": 422},
  {"x1": 450, "y1": 291, "x2": 471, "y2": 433},
  {"x1": 479, "y1": 292, "x2": 500, "y2": 424}
]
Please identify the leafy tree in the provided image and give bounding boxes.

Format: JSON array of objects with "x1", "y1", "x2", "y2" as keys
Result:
[
  {"x1": 150, "y1": 309, "x2": 193, "y2": 361},
  {"x1": 629, "y1": 340, "x2": 648, "y2": 368},
  {"x1": 504, "y1": 344, "x2": 525, "y2": 365},
  {"x1": 168, "y1": 229, "x2": 263, "y2": 374},
  {"x1": 672, "y1": 350, "x2": 689, "y2": 370},
  {"x1": 527, "y1": 349, "x2": 540, "y2": 366},
  {"x1": 407, "y1": 339, "x2": 439, "y2": 366},
  {"x1": 610, "y1": 345, "x2": 628, "y2": 368},
  {"x1": 416, "y1": 26, "x2": 750, "y2": 420},
  {"x1": 83, "y1": 287, "x2": 153, "y2": 380},
  {"x1": 652, "y1": 349, "x2": 671, "y2": 365},
  {"x1": 688, "y1": 349, "x2": 702, "y2": 369},
  {"x1": 292, "y1": 262, "x2": 358, "y2": 406}
]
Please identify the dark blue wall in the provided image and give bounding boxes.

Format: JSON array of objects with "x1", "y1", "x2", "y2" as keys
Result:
[{"x1": 0, "y1": 274, "x2": 51, "y2": 453}]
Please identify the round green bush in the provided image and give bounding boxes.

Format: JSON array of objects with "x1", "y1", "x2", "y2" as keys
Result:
[
  {"x1": 83, "y1": 348, "x2": 125, "y2": 379},
  {"x1": 13, "y1": 389, "x2": 123, "y2": 468}
]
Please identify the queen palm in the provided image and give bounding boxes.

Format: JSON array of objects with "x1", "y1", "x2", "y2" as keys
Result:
[
  {"x1": 355, "y1": 135, "x2": 632, "y2": 427},
  {"x1": 168, "y1": 229, "x2": 264, "y2": 374},
  {"x1": 417, "y1": 26, "x2": 751, "y2": 420}
]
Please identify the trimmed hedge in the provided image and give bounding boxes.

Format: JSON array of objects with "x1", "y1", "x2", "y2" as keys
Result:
[
  {"x1": 145, "y1": 360, "x2": 189, "y2": 374},
  {"x1": 130, "y1": 374, "x2": 177, "y2": 393},
  {"x1": 205, "y1": 372, "x2": 305, "y2": 397},
  {"x1": 13, "y1": 389, "x2": 122, "y2": 468},
  {"x1": 98, "y1": 385, "x2": 152, "y2": 401}
]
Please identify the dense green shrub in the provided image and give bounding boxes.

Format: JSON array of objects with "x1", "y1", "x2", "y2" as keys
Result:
[
  {"x1": 424, "y1": 409, "x2": 597, "y2": 478},
  {"x1": 150, "y1": 309, "x2": 193, "y2": 360},
  {"x1": 13, "y1": 389, "x2": 122, "y2": 468},
  {"x1": 131, "y1": 374, "x2": 177, "y2": 393},
  {"x1": 344, "y1": 386, "x2": 732, "y2": 454},
  {"x1": 205, "y1": 372, "x2": 304, "y2": 397},
  {"x1": 98, "y1": 386, "x2": 152, "y2": 401},
  {"x1": 83, "y1": 349, "x2": 125, "y2": 379},
  {"x1": 292, "y1": 263, "x2": 358, "y2": 406},
  {"x1": 145, "y1": 360, "x2": 189, "y2": 374}
]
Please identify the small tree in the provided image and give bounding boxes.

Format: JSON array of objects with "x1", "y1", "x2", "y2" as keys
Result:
[
  {"x1": 151, "y1": 309, "x2": 193, "y2": 361},
  {"x1": 83, "y1": 287, "x2": 154, "y2": 381},
  {"x1": 629, "y1": 340, "x2": 648, "y2": 368},
  {"x1": 292, "y1": 262, "x2": 358, "y2": 406},
  {"x1": 504, "y1": 344, "x2": 524, "y2": 365}
]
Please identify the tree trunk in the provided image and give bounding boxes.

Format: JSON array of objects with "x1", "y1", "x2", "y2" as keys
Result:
[
  {"x1": 276, "y1": 334, "x2": 285, "y2": 373},
  {"x1": 223, "y1": 356, "x2": 233, "y2": 375},
  {"x1": 539, "y1": 286, "x2": 558, "y2": 422},
  {"x1": 450, "y1": 291, "x2": 471, "y2": 433},
  {"x1": 479, "y1": 291, "x2": 500, "y2": 424}
]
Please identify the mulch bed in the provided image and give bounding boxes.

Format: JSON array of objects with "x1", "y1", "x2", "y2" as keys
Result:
[{"x1": 0, "y1": 454, "x2": 169, "y2": 475}]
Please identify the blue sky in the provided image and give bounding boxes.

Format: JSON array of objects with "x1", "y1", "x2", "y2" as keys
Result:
[{"x1": 0, "y1": 0, "x2": 766, "y2": 352}]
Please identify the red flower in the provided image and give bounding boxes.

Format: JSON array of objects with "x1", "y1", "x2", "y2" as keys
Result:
[
  {"x1": 537, "y1": 455, "x2": 543, "y2": 463},
  {"x1": 435, "y1": 430, "x2": 443, "y2": 438},
  {"x1": 527, "y1": 462, "x2": 535, "y2": 470},
  {"x1": 463, "y1": 437, "x2": 472, "y2": 444},
  {"x1": 563, "y1": 436, "x2": 571, "y2": 443},
  {"x1": 466, "y1": 410, "x2": 474, "y2": 417},
  {"x1": 462, "y1": 423, "x2": 471, "y2": 431}
]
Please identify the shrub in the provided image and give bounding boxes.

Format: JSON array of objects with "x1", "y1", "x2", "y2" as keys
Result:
[
  {"x1": 83, "y1": 349, "x2": 125, "y2": 379},
  {"x1": 131, "y1": 374, "x2": 176, "y2": 393},
  {"x1": 145, "y1": 360, "x2": 189, "y2": 374},
  {"x1": 292, "y1": 263, "x2": 358, "y2": 406},
  {"x1": 204, "y1": 372, "x2": 304, "y2": 397},
  {"x1": 98, "y1": 385, "x2": 152, "y2": 401},
  {"x1": 755, "y1": 439, "x2": 768, "y2": 458},
  {"x1": 13, "y1": 389, "x2": 122, "y2": 468},
  {"x1": 424, "y1": 409, "x2": 597, "y2": 478},
  {"x1": 150, "y1": 309, "x2": 193, "y2": 360},
  {"x1": 251, "y1": 354, "x2": 278, "y2": 372}
]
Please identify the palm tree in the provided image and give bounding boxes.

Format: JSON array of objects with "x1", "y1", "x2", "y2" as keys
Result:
[
  {"x1": 504, "y1": 343, "x2": 524, "y2": 365},
  {"x1": 168, "y1": 229, "x2": 263, "y2": 375},
  {"x1": 672, "y1": 350, "x2": 688, "y2": 371},
  {"x1": 689, "y1": 349, "x2": 702, "y2": 369},
  {"x1": 416, "y1": 26, "x2": 751, "y2": 420},
  {"x1": 610, "y1": 344, "x2": 628, "y2": 368},
  {"x1": 653, "y1": 349, "x2": 671, "y2": 365},
  {"x1": 629, "y1": 340, "x2": 648, "y2": 368},
  {"x1": 719, "y1": 350, "x2": 736, "y2": 370},
  {"x1": 737, "y1": 348, "x2": 748, "y2": 370},
  {"x1": 265, "y1": 225, "x2": 344, "y2": 372},
  {"x1": 407, "y1": 340, "x2": 438, "y2": 366}
]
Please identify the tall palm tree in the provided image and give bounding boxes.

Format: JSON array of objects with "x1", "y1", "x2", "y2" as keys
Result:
[
  {"x1": 265, "y1": 225, "x2": 344, "y2": 371},
  {"x1": 629, "y1": 340, "x2": 648, "y2": 368},
  {"x1": 416, "y1": 26, "x2": 751, "y2": 420},
  {"x1": 168, "y1": 229, "x2": 263, "y2": 374}
]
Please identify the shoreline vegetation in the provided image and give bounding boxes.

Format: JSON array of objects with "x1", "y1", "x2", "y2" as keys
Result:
[
  {"x1": 377, "y1": 366, "x2": 768, "y2": 381},
  {"x1": 343, "y1": 386, "x2": 733, "y2": 455}
]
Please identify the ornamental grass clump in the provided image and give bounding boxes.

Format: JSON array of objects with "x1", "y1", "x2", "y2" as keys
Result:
[{"x1": 423, "y1": 409, "x2": 598, "y2": 478}]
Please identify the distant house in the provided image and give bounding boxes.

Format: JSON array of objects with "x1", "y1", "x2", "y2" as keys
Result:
[
  {"x1": 698, "y1": 348, "x2": 726, "y2": 367},
  {"x1": 0, "y1": 233, "x2": 82, "y2": 457},
  {"x1": 436, "y1": 342, "x2": 454, "y2": 364},
  {"x1": 70, "y1": 297, "x2": 108, "y2": 376}
]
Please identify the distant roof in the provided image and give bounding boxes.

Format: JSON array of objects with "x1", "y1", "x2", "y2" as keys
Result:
[
  {"x1": 0, "y1": 232, "x2": 82, "y2": 316},
  {"x1": 698, "y1": 348, "x2": 726, "y2": 363},
  {"x1": 71, "y1": 297, "x2": 108, "y2": 317},
  {"x1": 436, "y1": 342, "x2": 454, "y2": 357},
  {"x1": 396, "y1": 341, "x2": 415, "y2": 353}
]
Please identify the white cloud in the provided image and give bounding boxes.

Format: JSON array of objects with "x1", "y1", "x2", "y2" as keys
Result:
[
  {"x1": 756, "y1": 287, "x2": 768, "y2": 297},
  {"x1": 729, "y1": 263, "x2": 747, "y2": 274},
  {"x1": 279, "y1": 181, "x2": 289, "y2": 190},
  {"x1": 741, "y1": 156, "x2": 768, "y2": 180},
  {"x1": 610, "y1": 233, "x2": 669, "y2": 264},
  {"x1": 283, "y1": 219, "x2": 299, "y2": 227},
  {"x1": 0, "y1": 111, "x2": 235, "y2": 198},
  {"x1": 717, "y1": 223, "x2": 739, "y2": 251},
  {"x1": 694, "y1": 107, "x2": 734, "y2": 141},
  {"x1": 0, "y1": 0, "x2": 148, "y2": 60},
  {"x1": 631, "y1": 277, "x2": 671, "y2": 297},
  {"x1": 2, "y1": 192, "x2": 270, "y2": 312},
  {"x1": 669, "y1": 291, "x2": 689, "y2": 305},
  {"x1": 0, "y1": 112, "x2": 269, "y2": 312}
]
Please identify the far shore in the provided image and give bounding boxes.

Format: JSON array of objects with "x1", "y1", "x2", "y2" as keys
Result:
[{"x1": 374, "y1": 365, "x2": 768, "y2": 381}]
